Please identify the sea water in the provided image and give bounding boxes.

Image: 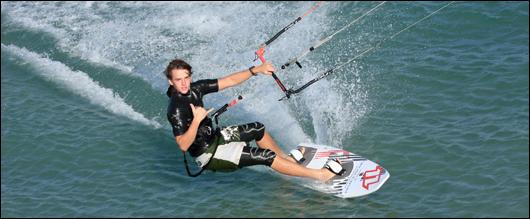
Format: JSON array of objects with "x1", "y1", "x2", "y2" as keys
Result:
[{"x1": 2, "y1": 1, "x2": 528, "y2": 217}]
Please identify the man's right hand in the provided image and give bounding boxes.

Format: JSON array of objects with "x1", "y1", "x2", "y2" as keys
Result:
[
  {"x1": 190, "y1": 104, "x2": 213, "y2": 123},
  {"x1": 255, "y1": 62, "x2": 276, "y2": 76}
]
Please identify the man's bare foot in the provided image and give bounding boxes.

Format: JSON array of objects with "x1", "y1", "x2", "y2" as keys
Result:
[
  {"x1": 319, "y1": 167, "x2": 338, "y2": 182},
  {"x1": 319, "y1": 159, "x2": 343, "y2": 183}
]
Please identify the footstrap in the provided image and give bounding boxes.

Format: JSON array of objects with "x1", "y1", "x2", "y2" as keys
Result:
[
  {"x1": 325, "y1": 159, "x2": 345, "y2": 176},
  {"x1": 289, "y1": 148, "x2": 306, "y2": 164}
]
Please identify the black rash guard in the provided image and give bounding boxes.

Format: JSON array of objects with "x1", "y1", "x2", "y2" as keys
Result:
[{"x1": 166, "y1": 79, "x2": 219, "y2": 157}]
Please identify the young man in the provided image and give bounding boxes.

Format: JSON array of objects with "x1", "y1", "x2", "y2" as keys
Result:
[{"x1": 165, "y1": 58, "x2": 343, "y2": 182}]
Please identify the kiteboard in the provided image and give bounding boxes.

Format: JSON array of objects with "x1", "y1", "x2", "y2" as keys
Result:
[{"x1": 294, "y1": 143, "x2": 390, "y2": 198}]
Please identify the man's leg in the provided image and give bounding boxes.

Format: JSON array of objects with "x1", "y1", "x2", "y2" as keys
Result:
[
  {"x1": 237, "y1": 145, "x2": 337, "y2": 182},
  {"x1": 226, "y1": 122, "x2": 301, "y2": 163},
  {"x1": 256, "y1": 131, "x2": 304, "y2": 163},
  {"x1": 269, "y1": 155, "x2": 336, "y2": 182},
  {"x1": 256, "y1": 131, "x2": 288, "y2": 158}
]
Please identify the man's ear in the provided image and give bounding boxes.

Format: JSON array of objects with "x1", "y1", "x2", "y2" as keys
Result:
[{"x1": 168, "y1": 79, "x2": 174, "y2": 86}]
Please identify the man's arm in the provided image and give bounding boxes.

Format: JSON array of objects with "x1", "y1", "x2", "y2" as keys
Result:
[
  {"x1": 218, "y1": 62, "x2": 275, "y2": 91},
  {"x1": 175, "y1": 104, "x2": 213, "y2": 152},
  {"x1": 175, "y1": 119, "x2": 200, "y2": 152}
]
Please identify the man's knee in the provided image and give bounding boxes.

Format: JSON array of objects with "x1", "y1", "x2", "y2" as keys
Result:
[
  {"x1": 261, "y1": 148, "x2": 276, "y2": 166},
  {"x1": 238, "y1": 147, "x2": 276, "y2": 168},
  {"x1": 239, "y1": 122, "x2": 265, "y2": 142},
  {"x1": 253, "y1": 122, "x2": 265, "y2": 141}
]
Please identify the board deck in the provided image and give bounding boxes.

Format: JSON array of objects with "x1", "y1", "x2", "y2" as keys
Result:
[{"x1": 295, "y1": 143, "x2": 390, "y2": 198}]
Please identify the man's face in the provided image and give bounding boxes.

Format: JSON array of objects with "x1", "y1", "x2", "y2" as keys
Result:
[{"x1": 168, "y1": 69, "x2": 192, "y2": 94}]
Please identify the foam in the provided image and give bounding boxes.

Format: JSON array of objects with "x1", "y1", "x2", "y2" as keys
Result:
[
  {"x1": 2, "y1": 44, "x2": 162, "y2": 129},
  {"x1": 1, "y1": 2, "x2": 133, "y2": 74},
  {"x1": 1, "y1": 2, "x2": 370, "y2": 146}
]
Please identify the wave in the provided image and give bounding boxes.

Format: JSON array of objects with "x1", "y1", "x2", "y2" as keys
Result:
[
  {"x1": 1, "y1": 2, "x2": 372, "y2": 147},
  {"x1": 1, "y1": 44, "x2": 162, "y2": 128}
]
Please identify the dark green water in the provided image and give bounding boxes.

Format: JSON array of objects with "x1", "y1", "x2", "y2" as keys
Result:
[{"x1": 2, "y1": 1, "x2": 528, "y2": 217}]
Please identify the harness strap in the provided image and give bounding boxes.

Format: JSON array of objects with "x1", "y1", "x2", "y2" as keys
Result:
[{"x1": 182, "y1": 130, "x2": 221, "y2": 177}]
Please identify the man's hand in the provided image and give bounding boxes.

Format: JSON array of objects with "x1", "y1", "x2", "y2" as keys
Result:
[
  {"x1": 217, "y1": 62, "x2": 277, "y2": 91},
  {"x1": 254, "y1": 62, "x2": 276, "y2": 76},
  {"x1": 190, "y1": 104, "x2": 213, "y2": 123}
]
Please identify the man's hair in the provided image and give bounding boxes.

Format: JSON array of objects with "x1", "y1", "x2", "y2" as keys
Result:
[{"x1": 164, "y1": 59, "x2": 193, "y2": 79}]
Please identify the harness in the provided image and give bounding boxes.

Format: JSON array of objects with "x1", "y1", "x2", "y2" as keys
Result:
[{"x1": 182, "y1": 96, "x2": 243, "y2": 177}]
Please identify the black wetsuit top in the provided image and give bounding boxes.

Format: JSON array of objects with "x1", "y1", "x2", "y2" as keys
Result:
[{"x1": 166, "y1": 79, "x2": 219, "y2": 157}]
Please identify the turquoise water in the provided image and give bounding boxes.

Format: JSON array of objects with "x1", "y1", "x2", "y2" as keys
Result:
[{"x1": 2, "y1": 1, "x2": 528, "y2": 217}]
